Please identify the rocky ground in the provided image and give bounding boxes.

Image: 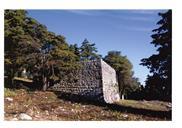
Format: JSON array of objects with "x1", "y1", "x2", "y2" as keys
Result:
[{"x1": 4, "y1": 88, "x2": 171, "y2": 121}]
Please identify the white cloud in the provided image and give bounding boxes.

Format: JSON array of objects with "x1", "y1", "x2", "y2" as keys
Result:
[
  {"x1": 66, "y1": 10, "x2": 100, "y2": 16},
  {"x1": 128, "y1": 10, "x2": 160, "y2": 15},
  {"x1": 119, "y1": 16, "x2": 155, "y2": 22},
  {"x1": 66, "y1": 10, "x2": 158, "y2": 22},
  {"x1": 116, "y1": 24, "x2": 152, "y2": 32},
  {"x1": 124, "y1": 26, "x2": 152, "y2": 32}
]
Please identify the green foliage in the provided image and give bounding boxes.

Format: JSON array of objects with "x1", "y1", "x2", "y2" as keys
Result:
[
  {"x1": 4, "y1": 88, "x2": 17, "y2": 97},
  {"x1": 80, "y1": 39, "x2": 100, "y2": 61},
  {"x1": 140, "y1": 10, "x2": 172, "y2": 101},
  {"x1": 104, "y1": 51, "x2": 139, "y2": 97},
  {"x1": 4, "y1": 10, "x2": 141, "y2": 96},
  {"x1": 69, "y1": 44, "x2": 80, "y2": 61},
  {"x1": 4, "y1": 10, "x2": 80, "y2": 90}
]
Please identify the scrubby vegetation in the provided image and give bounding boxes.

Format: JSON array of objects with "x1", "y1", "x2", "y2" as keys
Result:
[{"x1": 5, "y1": 89, "x2": 171, "y2": 121}]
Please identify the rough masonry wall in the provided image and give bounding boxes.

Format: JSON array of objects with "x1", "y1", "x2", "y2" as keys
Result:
[
  {"x1": 49, "y1": 59, "x2": 120, "y2": 103},
  {"x1": 50, "y1": 59, "x2": 104, "y2": 102}
]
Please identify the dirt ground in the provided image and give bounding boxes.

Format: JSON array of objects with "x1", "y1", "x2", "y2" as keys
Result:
[{"x1": 4, "y1": 89, "x2": 171, "y2": 121}]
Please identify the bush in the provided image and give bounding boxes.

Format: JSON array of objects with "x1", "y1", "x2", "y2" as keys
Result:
[{"x1": 4, "y1": 88, "x2": 17, "y2": 97}]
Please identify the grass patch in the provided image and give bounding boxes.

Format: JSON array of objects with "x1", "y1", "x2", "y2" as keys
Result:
[
  {"x1": 4, "y1": 88, "x2": 17, "y2": 97},
  {"x1": 13, "y1": 77, "x2": 33, "y2": 83},
  {"x1": 4, "y1": 89, "x2": 171, "y2": 121},
  {"x1": 116, "y1": 100, "x2": 170, "y2": 112}
]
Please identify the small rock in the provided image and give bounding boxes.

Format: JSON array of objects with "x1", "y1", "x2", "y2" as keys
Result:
[
  {"x1": 13, "y1": 114, "x2": 17, "y2": 118},
  {"x1": 11, "y1": 118, "x2": 18, "y2": 121},
  {"x1": 58, "y1": 106, "x2": 63, "y2": 109},
  {"x1": 123, "y1": 114, "x2": 128, "y2": 118},
  {"x1": 19, "y1": 113, "x2": 32, "y2": 120},
  {"x1": 5, "y1": 97, "x2": 13, "y2": 102},
  {"x1": 26, "y1": 109, "x2": 34, "y2": 116},
  {"x1": 71, "y1": 109, "x2": 74, "y2": 112},
  {"x1": 166, "y1": 103, "x2": 172, "y2": 109},
  {"x1": 45, "y1": 110, "x2": 49, "y2": 115},
  {"x1": 35, "y1": 115, "x2": 40, "y2": 118}
]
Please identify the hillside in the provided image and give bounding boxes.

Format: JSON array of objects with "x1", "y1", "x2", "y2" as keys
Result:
[{"x1": 4, "y1": 88, "x2": 171, "y2": 121}]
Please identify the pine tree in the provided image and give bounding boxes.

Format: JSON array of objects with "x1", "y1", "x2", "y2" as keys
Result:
[
  {"x1": 141, "y1": 10, "x2": 172, "y2": 101},
  {"x1": 69, "y1": 44, "x2": 80, "y2": 61},
  {"x1": 80, "y1": 39, "x2": 100, "y2": 61},
  {"x1": 104, "y1": 51, "x2": 134, "y2": 99},
  {"x1": 4, "y1": 10, "x2": 80, "y2": 90}
]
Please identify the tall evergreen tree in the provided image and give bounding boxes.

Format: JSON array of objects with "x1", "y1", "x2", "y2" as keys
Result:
[
  {"x1": 141, "y1": 10, "x2": 172, "y2": 101},
  {"x1": 5, "y1": 10, "x2": 37, "y2": 84},
  {"x1": 4, "y1": 10, "x2": 79, "y2": 90},
  {"x1": 80, "y1": 39, "x2": 100, "y2": 61},
  {"x1": 104, "y1": 51, "x2": 134, "y2": 99},
  {"x1": 69, "y1": 44, "x2": 80, "y2": 61}
]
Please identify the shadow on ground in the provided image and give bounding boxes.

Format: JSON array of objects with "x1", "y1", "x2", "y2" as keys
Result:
[{"x1": 54, "y1": 91, "x2": 172, "y2": 120}]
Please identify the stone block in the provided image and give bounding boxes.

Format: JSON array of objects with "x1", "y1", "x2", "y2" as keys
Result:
[{"x1": 49, "y1": 59, "x2": 120, "y2": 103}]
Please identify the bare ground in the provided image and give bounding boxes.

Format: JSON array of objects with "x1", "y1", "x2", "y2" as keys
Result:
[{"x1": 4, "y1": 88, "x2": 171, "y2": 121}]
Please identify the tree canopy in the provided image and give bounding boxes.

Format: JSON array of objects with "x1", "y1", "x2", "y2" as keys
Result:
[
  {"x1": 80, "y1": 39, "x2": 100, "y2": 61},
  {"x1": 104, "y1": 51, "x2": 140, "y2": 98},
  {"x1": 140, "y1": 10, "x2": 172, "y2": 101},
  {"x1": 4, "y1": 10, "x2": 146, "y2": 99},
  {"x1": 5, "y1": 10, "x2": 80, "y2": 90}
]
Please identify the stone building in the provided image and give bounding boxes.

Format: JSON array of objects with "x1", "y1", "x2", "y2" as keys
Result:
[{"x1": 49, "y1": 59, "x2": 120, "y2": 104}]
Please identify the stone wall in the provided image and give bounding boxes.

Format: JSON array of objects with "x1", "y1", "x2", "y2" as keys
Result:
[
  {"x1": 101, "y1": 60, "x2": 120, "y2": 103},
  {"x1": 49, "y1": 59, "x2": 120, "y2": 103}
]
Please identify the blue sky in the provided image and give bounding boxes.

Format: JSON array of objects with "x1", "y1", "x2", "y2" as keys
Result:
[{"x1": 27, "y1": 10, "x2": 167, "y2": 85}]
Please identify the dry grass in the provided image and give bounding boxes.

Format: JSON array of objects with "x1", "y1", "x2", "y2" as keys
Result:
[
  {"x1": 116, "y1": 100, "x2": 171, "y2": 112},
  {"x1": 4, "y1": 88, "x2": 17, "y2": 97},
  {"x1": 4, "y1": 88, "x2": 171, "y2": 121},
  {"x1": 13, "y1": 77, "x2": 33, "y2": 83}
]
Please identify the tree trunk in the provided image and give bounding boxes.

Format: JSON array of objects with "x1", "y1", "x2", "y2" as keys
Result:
[
  {"x1": 42, "y1": 76, "x2": 47, "y2": 91},
  {"x1": 121, "y1": 94, "x2": 125, "y2": 100}
]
